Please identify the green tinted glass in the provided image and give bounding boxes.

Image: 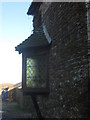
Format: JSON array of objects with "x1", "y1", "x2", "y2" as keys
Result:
[{"x1": 26, "y1": 55, "x2": 47, "y2": 88}]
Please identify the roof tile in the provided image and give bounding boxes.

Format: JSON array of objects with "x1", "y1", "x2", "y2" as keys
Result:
[{"x1": 15, "y1": 26, "x2": 50, "y2": 53}]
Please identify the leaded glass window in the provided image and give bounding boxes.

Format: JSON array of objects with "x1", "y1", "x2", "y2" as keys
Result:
[{"x1": 26, "y1": 55, "x2": 47, "y2": 88}]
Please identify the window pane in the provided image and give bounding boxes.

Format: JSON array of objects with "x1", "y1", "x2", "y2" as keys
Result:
[{"x1": 26, "y1": 55, "x2": 47, "y2": 88}]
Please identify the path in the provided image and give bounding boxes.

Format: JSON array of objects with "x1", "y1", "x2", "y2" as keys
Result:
[
  {"x1": 1, "y1": 99, "x2": 32, "y2": 119},
  {"x1": 0, "y1": 98, "x2": 2, "y2": 119}
]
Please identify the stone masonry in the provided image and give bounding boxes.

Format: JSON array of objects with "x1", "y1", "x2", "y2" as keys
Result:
[{"x1": 31, "y1": 2, "x2": 89, "y2": 118}]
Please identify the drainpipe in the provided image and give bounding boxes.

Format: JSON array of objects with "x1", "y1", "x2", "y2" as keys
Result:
[{"x1": 31, "y1": 95, "x2": 43, "y2": 119}]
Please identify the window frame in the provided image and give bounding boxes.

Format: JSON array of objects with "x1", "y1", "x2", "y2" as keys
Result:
[{"x1": 22, "y1": 47, "x2": 50, "y2": 95}]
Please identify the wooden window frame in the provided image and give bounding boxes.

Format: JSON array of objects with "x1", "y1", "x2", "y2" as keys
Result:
[{"x1": 22, "y1": 47, "x2": 50, "y2": 95}]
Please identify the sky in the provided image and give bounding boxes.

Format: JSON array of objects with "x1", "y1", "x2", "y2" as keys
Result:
[{"x1": 0, "y1": 2, "x2": 33, "y2": 84}]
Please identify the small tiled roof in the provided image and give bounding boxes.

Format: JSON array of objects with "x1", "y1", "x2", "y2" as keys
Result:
[
  {"x1": 27, "y1": 2, "x2": 42, "y2": 15},
  {"x1": 15, "y1": 26, "x2": 50, "y2": 54}
]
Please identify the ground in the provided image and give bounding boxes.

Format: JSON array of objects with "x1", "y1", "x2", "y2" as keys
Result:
[{"x1": 0, "y1": 98, "x2": 32, "y2": 119}]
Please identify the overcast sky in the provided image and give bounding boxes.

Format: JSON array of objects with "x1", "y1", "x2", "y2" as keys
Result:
[{"x1": 0, "y1": 2, "x2": 33, "y2": 84}]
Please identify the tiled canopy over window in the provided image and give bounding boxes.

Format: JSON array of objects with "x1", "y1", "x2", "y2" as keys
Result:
[{"x1": 15, "y1": 26, "x2": 50, "y2": 53}]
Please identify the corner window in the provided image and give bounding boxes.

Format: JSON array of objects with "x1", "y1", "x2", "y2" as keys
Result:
[{"x1": 22, "y1": 49, "x2": 50, "y2": 94}]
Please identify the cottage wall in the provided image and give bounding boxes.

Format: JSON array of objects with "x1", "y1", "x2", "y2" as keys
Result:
[
  {"x1": 26, "y1": 2, "x2": 88, "y2": 118},
  {"x1": 32, "y1": 2, "x2": 88, "y2": 118},
  {"x1": 33, "y1": 7, "x2": 41, "y2": 30}
]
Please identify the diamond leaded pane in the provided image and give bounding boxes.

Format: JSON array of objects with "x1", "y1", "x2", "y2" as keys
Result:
[{"x1": 26, "y1": 55, "x2": 47, "y2": 88}]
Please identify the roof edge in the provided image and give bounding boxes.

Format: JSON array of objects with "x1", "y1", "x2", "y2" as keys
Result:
[{"x1": 27, "y1": 2, "x2": 42, "y2": 15}]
